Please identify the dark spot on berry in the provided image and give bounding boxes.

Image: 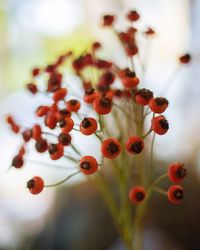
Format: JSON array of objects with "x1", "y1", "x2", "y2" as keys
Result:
[
  {"x1": 70, "y1": 99, "x2": 78, "y2": 105},
  {"x1": 59, "y1": 109, "x2": 70, "y2": 116},
  {"x1": 81, "y1": 118, "x2": 91, "y2": 128},
  {"x1": 80, "y1": 161, "x2": 91, "y2": 170},
  {"x1": 100, "y1": 97, "x2": 112, "y2": 108},
  {"x1": 85, "y1": 88, "x2": 95, "y2": 95},
  {"x1": 48, "y1": 144, "x2": 58, "y2": 154},
  {"x1": 12, "y1": 155, "x2": 23, "y2": 168},
  {"x1": 173, "y1": 189, "x2": 184, "y2": 200},
  {"x1": 35, "y1": 139, "x2": 47, "y2": 152},
  {"x1": 159, "y1": 119, "x2": 169, "y2": 130},
  {"x1": 155, "y1": 97, "x2": 168, "y2": 106},
  {"x1": 107, "y1": 142, "x2": 119, "y2": 155},
  {"x1": 135, "y1": 192, "x2": 145, "y2": 201},
  {"x1": 129, "y1": 141, "x2": 143, "y2": 154},
  {"x1": 27, "y1": 179, "x2": 35, "y2": 189},
  {"x1": 58, "y1": 133, "x2": 71, "y2": 146},
  {"x1": 58, "y1": 119, "x2": 66, "y2": 128},
  {"x1": 136, "y1": 88, "x2": 153, "y2": 100},
  {"x1": 176, "y1": 166, "x2": 187, "y2": 179},
  {"x1": 126, "y1": 71, "x2": 136, "y2": 78}
]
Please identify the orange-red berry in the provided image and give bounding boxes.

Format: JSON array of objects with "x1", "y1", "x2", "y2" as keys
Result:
[
  {"x1": 79, "y1": 156, "x2": 98, "y2": 175},
  {"x1": 101, "y1": 138, "x2": 121, "y2": 159},
  {"x1": 36, "y1": 106, "x2": 50, "y2": 117},
  {"x1": 167, "y1": 185, "x2": 184, "y2": 204},
  {"x1": 135, "y1": 88, "x2": 153, "y2": 106},
  {"x1": 12, "y1": 155, "x2": 24, "y2": 168},
  {"x1": 83, "y1": 88, "x2": 99, "y2": 104},
  {"x1": 151, "y1": 115, "x2": 169, "y2": 135},
  {"x1": 168, "y1": 162, "x2": 187, "y2": 183},
  {"x1": 66, "y1": 99, "x2": 81, "y2": 112},
  {"x1": 58, "y1": 133, "x2": 71, "y2": 146},
  {"x1": 48, "y1": 143, "x2": 64, "y2": 160},
  {"x1": 149, "y1": 97, "x2": 168, "y2": 114},
  {"x1": 93, "y1": 97, "x2": 112, "y2": 115},
  {"x1": 129, "y1": 186, "x2": 146, "y2": 204},
  {"x1": 126, "y1": 10, "x2": 140, "y2": 22},
  {"x1": 53, "y1": 87, "x2": 67, "y2": 102},
  {"x1": 27, "y1": 176, "x2": 44, "y2": 195},
  {"x1": 179, "y1": 53, "x2": 191, "y2": 64},
  {"x1": 80, "y1": 118, "x2": 98, "y2": 136},
  {"x1": 22, "y1": 129, "x2": 32, "y2": 142},
  {"x1": 32, "y1": 124, "x2": 42, "y2": 140},
  {"x1": 35, "y1": 138, "x2": 48, "y2": 153},
  {"x1": 59, "y1": 117, "x2": 74, "y2": 134},
  {"x1": 121, "y1": 71, "x2": 140, "y2": 88},
  {"x1": 125, "y1": 136, "x2": 144, "y2": 155}
]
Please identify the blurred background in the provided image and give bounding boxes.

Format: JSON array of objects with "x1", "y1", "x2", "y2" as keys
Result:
[{"x1": 0, "y1": 0, "x2": 200, "y2": 249}]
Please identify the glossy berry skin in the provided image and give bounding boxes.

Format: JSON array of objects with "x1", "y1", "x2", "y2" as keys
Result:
[
  {"x1": 36, "y1": 106, "x2": 49, "y2": 117},
  {"x1": 168, "y1": 162, "x2": 187, "y2": 183},
  {"x1": 12, "y1": 155, "x2": 24, "y2": 168},
  {"x1": 59, "y1": 118, "x2": 74, "y2": 134},
  {"x1": 179, "y1": 53, "x2": 191, "y2": 64},
  {"x1": 58, "y1": 133, "x2": 71, "y2": 146},
  {"x1": 151, "y1": 115, "x2": 169, "y2": 135},
  {"x1": 27, "y1": 176, "x2": 44, "y2": 195},
  {"x1": 66, "y1": 99, "x2": 81, "y2": 112},
  {"x1": 48, "y1": 143, "x2": 64, "y2": 160},
  {"x1": 84, "y1": 89, "x2": 99, "y2": 104},
  {"x1": 149, "y1": 97, "x2": 169, "y2": 114},
  {"x1": 79, "y1": 156, "x2": 98, "y2": 175},
  {"x1": 93, "y1": 97, "x2": 112, "y2": 115},
  {"x1": 32, "y1": 125, "x2": 42, "y2": 140},
  {"x1": 167, "y1": 185, "x2": 184, "y2": 204},
  {"x1": 80, "y1": 118, "x2": 98, "y2": 135},
  {"x1": 129, "y1": 186, "x2": 146, "y2": 204},
  {"x1": 101, "y1": 138, "x2": 121, "y2": 159},
  {"x1": 135, "y1": 88, "x2": 153, "y2": 106},
  {"x1": 125, "y1": 136, "x2": 144, "y2": 155},
  {"x1": 126, "y1": 10, "x2": 140, "y2": 22},
  {"x1": 53, "y1": 88, "x2": 67, "y2": 102},
  {"x1": 35, "y1": 138, "x2": 48, "y2": 153}
]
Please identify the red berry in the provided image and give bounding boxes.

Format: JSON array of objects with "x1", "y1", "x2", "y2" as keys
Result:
[
  {"x1": 149, "y1": 97, "x2": 168, "y2": 114},
  {"x1": 27, "y1": 83, "x2": 38, "y2": 94},
  {"x1": 98, "y1": 71, "x2": 115, "y2": 87},
  {"x1": 66, "y1": 99, "x2": 81, "y2": 113},
  {"x1": 95, "y1": 59, "x2": 112, "y2": 69},
  {"x1": 135, "y1": 88, "x2": 153, "y2": 106},
  {"x1": 32, "y1": 124, "x2": 42, "y2": 140},
  {"x1": 19, "y1": 146, "x2": 26, "y2": 156},
  {"x1": 125, "y1": 136, "x2": 144, "y2": 155},
  {"x1": 151, "y1": 115, "x2": 169, "y2": 135},
  {"x1": 47, "y1": 72, "x2": 62, "y2": 92},
  {"x1": 167, "y1": 185, "x2": 184, "y2": 204},
  {"x1": 45, "y1": 114, "x2": 57, "y2": 129},
  {"x1": 121, "y1": 71, "x2": 140, "y2": 88},
  {"x1": 129, "y1": 186, "x2": 146, "y2": 204},
  {"x1": 179, "y1": 53, "x2": 191, "y2": 64},
  {"x1": 144, "y1": 27, "x2": 155, "y2": 36},
  {"x1": 36, "y1": 106, "x2": 50, "y2": 117},
  {"x1": 53, "y1": 88, "x2": 67, "y2": 102},
  {"x1": 126, "y1": 10, "x2": 140, "y2": 22},
  {"x1": 32, "y1": 67, "x2": 40, "y2": 77},
  {"x1": 48, "y1": 143, "x2": 64, "y2": 160},
  {"x1": 101, "y1": 138, "x2": 121, "y2": 159},
  {"x1": 6, "y1": 115, "x2": 14, "y2": 125},
  {"x1": 12, "y1": 155, "x2": 24, "y2": 168},
  {"x1": 35, "y1": 138, "x2": 48, "y2": 153},
  {"x1": 84, "y1": 88, "x2": 99, "y2": 104},
  {"x1": 168, "y1": 162, "x2": 187, "y2": 183},
  {"x1": 22, "y1": 129, "x2": 32, "y2": 142},
  {"x1": 27, "y1": 176, "x2": 44, "y2": 195},
  {"x1": 56, "y1": 109, "x2": 71, "y2": 120},
  {"x1": 79, "y1": 156, "x2": 98, "y2": 175},
  {"x1": 59, "y1": 117, "x2": 74, "y2": 134},
  {"x1": 58, "y1": 133, "x2": 71, "y2": 146},
  {"x1": 80, "y1": 118, "x2": 98, "y2": 136},
  {"x1": 102, "y1": 15, "x2": 115, "y2": 26},
  {"x1": 11, "y1": 123, "x2": 20, "y2": 133},
  {"x1": 93, "y1": 97, "x2": 112, "y2": 115}
]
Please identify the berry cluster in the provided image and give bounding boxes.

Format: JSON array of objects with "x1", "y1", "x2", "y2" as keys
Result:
[{"x1": 6, "y1": 11, "x2": 190, "y2": 207}]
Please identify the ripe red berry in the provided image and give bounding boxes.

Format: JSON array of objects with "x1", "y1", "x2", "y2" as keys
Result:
[
  {"x1": 151, "y1": 115, "x2": 169, "y2": 135},
  {"x1": 84, "y1": 88, "x2": 99, "y2": 104},
  {"x1": 102, "y1": 15, "x2": 115, "y2": 26},
  {"x1": 32, "y1": 124, "x2": 42, "y2": 140},
  {"x1": 12, "y1": 155, "x2": 24, "y2": 168},
  {"x1": 32, "y1": 67, "x2": 40, "y2": 77},
  {"x1": 45, "y1": 114, "x2": 57, "y2": 130},
  {"x1": 129, "y1": 186, "x2": 146, "y2": 204},
  {"x1": 149, "y1": 97, "x2": 169, "y2": 114},
  {"x1": 98, "y1": 71, "x2": 115, "y2": 87},
  {"x1": 121, "y1": 71, "x2": 140, "y2": 88},
  {"x1": 6, "y1": 115, "x2": 14, "y2": 125},
  {"x1": 35, "y1": 138, "x2": 48, "y2": 153},
  {"x1": 168, "y1": 162, "x2": 187, "y2": 183},
  {"x1": 126, "y1": 10, "x2": 140, "y2": 22},
  {"x1": 93, "y1": 97, "x2": 112, "y2": 115},
  {"x1": 79, "y1": 156, "x2": 98, "y2": 175},
  {"x1": 11, "y1": 123, "x2": 20, "y2": 133},
  {"x1": 59, "y1": 117, "x2": 74, "y2": 134},
  {"x1": 27, "y1": 176, "x2": 44, "y2": 195},
  {"x1": 167, "y1": 185, "x2": 184, "y2": 204},
  {"x1": 22, "y1": 129, "x2": 32, "y2": 142},
  {"x1": 80, "y1": 118, "x2": 98, "y2": 136},
  {"x1": 19, "y1": 146, "x2": 26, "y2": 156},
  {"x1": 66, "y1": 99, "x2": 81, "y2": 112},
  {"x1": 58, "y1": 133, "x2": 71, "y2": 146},
  {"x1": 27, "y1": 83, "x2": 38, "y2": 94},
  {"x1": 53, "y1": 88, "x2": 67, "y2": 102},
  {"x1": 56, "y1": 109, "x2": 71, "y2": 120},
  {"x1": 36, "y1": 106, "x2": 50, "y2": 117},
  {"x1": 47, "y1": 72, "x2": 62, "y2": 92},
  {"x1": 135, "y1": 88, "x2": 153, "y2": 106},
  {"x1": 101, "y1": 138, "x2": 121, "y2": 159},
  {"x1": 48, "y1": 143, "x2": 64, "y2": 160},
  {"x1": 179, "y1": 53, "x2": 191, "y2": 64},
  {"x1": 125, "y1": 136, "x2": 144, "y2": 155}
]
